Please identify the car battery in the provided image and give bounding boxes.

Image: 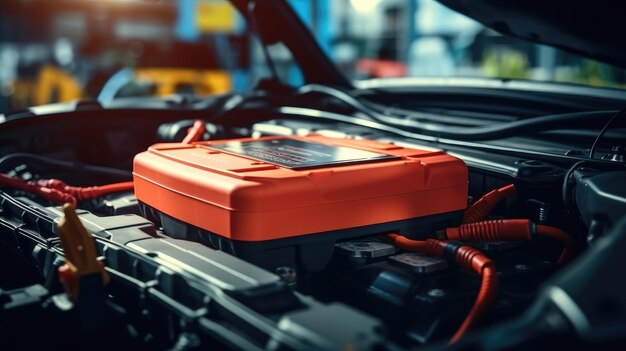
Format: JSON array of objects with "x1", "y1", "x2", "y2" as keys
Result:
[{"x1": 133, "y1": 135, "x2": 468, "y2": 272}]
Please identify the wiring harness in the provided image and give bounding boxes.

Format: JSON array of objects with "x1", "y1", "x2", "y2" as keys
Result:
[
  {"x1": 0, "y1": 173, "x2": 77, "y2": 206},
  {"x1": 456, "y1": 183, "x2": 573, "y2": 263},
  {"x1": 386, "y1": 234, "x2": 498, "y2": 343},
  {"x1": 0, "y1": 173, "x2": 133, "y2": 206},
  {"x1": 444, "y1": 219, "x2": 574, "y2": 264},
  {"x1": 386, "y1": 183, "x2": 575, "y2": 343}
]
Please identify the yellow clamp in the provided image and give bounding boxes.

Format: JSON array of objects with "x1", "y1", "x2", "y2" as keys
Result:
[{"x1": 57, "y1": 203, "x2": 110, "y2": 299}]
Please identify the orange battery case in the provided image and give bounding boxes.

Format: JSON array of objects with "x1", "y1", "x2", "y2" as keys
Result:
[{"x1": 134, "y1": 135, "x2": 467, "y2": 271}]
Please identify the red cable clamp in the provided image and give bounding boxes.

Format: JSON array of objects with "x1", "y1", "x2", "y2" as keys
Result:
[
  {"x1": 463, "y1": 184, "x2": 516, "y2": 223},
  {"x1": 445, "y1": 219, "x2": 574, "y2": 263},
  {"x1": 386, "y1": 234, "x2": 498, "y2": 343}
]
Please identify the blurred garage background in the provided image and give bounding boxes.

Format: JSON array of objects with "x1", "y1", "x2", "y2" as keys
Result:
[{"x1": 1, "y1": 0, "x2": 625, "y2": 114}]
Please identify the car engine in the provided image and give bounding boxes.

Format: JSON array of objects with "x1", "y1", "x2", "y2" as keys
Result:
[{"x1": 0, "y1": 92, "x2": 625, "y2": 350}]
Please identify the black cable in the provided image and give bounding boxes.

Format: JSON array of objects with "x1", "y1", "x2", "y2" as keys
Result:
[
  {"x1": 0, "y1": 153, "x2": 132, "y2": 178},
  {"x1": 589, "y1": 109, "x2": 625, "y2": 159},
  {"x1": 561, "y1": 160, "x2": 589, "y2": 213},
  {"x1": 558, "y1": 109, "x2": 626, "y2": 212},
  {"x1": 298, "y1": 84, "x2": 617, "y2": 141}
]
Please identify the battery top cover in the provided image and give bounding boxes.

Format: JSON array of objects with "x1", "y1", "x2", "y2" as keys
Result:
[{"x1": 133, "y1": 135, "x2": 468, "y2": 242}]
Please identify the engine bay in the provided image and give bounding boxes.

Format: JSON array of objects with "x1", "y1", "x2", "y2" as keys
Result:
[{"x1": 0, "y1": 89, "x2": 625, "y2": 350}]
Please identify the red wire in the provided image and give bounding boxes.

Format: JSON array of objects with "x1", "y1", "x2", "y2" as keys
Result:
[
  {"x1": 1, "y1": 173, "x2": 133, "y2": 205},
  {"x1": 0, "y1": 173, "x2": 77, "y2": 206},
  {"x1": 386, "y1": 234, "x2": 446, "y2": 256},
  {"x1": 446, "y1": 219, "x2": 531, "y2": 242},
  {"x1": 449, "y1": 266, "x2": 498, "y2": 343},
  {"x1": 386, "y1": 234, "x2": 498, "y2": 343},
  {"x1": 536, "y1": 224, "x2": 575, "y2": 264},
  {"x1": 67, "y1": 181, "x2": 135, "y2": 201},
  {"x1": 0, "y1": 173, "x2": 25, "y2": 189},
  {"x1": 38, "y1": 178, "x2": 134, "y2": 201},
  {"x1": 182, "y1": 120, "x2": 206, "y2": 144},
  {"x1": 463, "y1": 184, "x2": 516, "y2": 223},
  {"x1": 445, "y1": 219, "x2": 574, "y2": 264},
  {"x1": 449, "y1": 245, "x2": 498, "y2": 344}
]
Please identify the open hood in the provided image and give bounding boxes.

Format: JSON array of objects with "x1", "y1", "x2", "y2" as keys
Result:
[{"x1": 437, "y1": 0, "x2": 626, "y2": 68}]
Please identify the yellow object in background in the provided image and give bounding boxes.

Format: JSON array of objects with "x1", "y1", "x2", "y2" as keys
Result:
[
  {"x1": 34, "y1": 65, "x2": 83, "y2": 106},
  {"x1": 196, "y1": 0, "x2": 235, "y2": 32},
  {"x1": 11, "y1": 65, "x2": 83, "y2": 110},
  {"x1": 10, "y1": 80, "x2": 36, "y2": 110},
  {"x1": 135, "y1": 68, "x2": 231, "y2": 97}
]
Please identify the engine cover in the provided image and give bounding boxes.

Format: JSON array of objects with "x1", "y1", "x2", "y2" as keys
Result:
[{"x1": 133, "y1": 135, "x2": 467, "y2": 271}]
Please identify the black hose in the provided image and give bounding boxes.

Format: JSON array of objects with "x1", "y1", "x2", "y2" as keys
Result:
[
  {"x1": 589, "y1": 109, "x2": 625, "y2": 159},
  {"x1": 444, "y1": 110, "x2": 615, "y2": 141},
  {"x1": 298, "y1": 84, "x2": 618, "y2": 141},
  {"x1": 0, "y1": 153, "x2": 132, "y2": 178},
  {"x1": 561, "y1": 160, "x2": 589, "y2": 214}
]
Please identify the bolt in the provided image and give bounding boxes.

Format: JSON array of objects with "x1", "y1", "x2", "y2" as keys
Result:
[
  {"x1": 537, "y1": 203, "x2": 550, "y2": 223},
  {"x1": 275, "y1": 266, "x2": 297, "y2": 285}
]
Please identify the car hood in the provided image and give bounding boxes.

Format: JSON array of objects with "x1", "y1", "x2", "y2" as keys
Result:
[{"x1": 437, "y1": 0, "x2": 626, "y2": 68}]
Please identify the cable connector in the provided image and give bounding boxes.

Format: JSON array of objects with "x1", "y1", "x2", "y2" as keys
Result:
[
  {"x1": 463, "y1": 184, "x2": 516, "y2": 223},
  {"x1": 182, "y1": 120, "x2": 206, "y2": 144},
  {"x1": 447, "y1": 219, "x2": 532, "y2": 242},
  {"x1": 57, "y1": 203, "x2": 109, "y2": 300},
  {"x1": 0, "y1": 173, "x2": 77, "y2": 206},
  {"x1": 36, "y1": 187, "x2": 77, "y2": 207},
  {"x1": 443, "y1": 219, "x2": 574, "y2": 263},
  {"x1": 385, "y1": 234, "x2": 497, "y2": 343},
  {"x1": 37, "y1": 178, "x2": 134, "y2": 201}
]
